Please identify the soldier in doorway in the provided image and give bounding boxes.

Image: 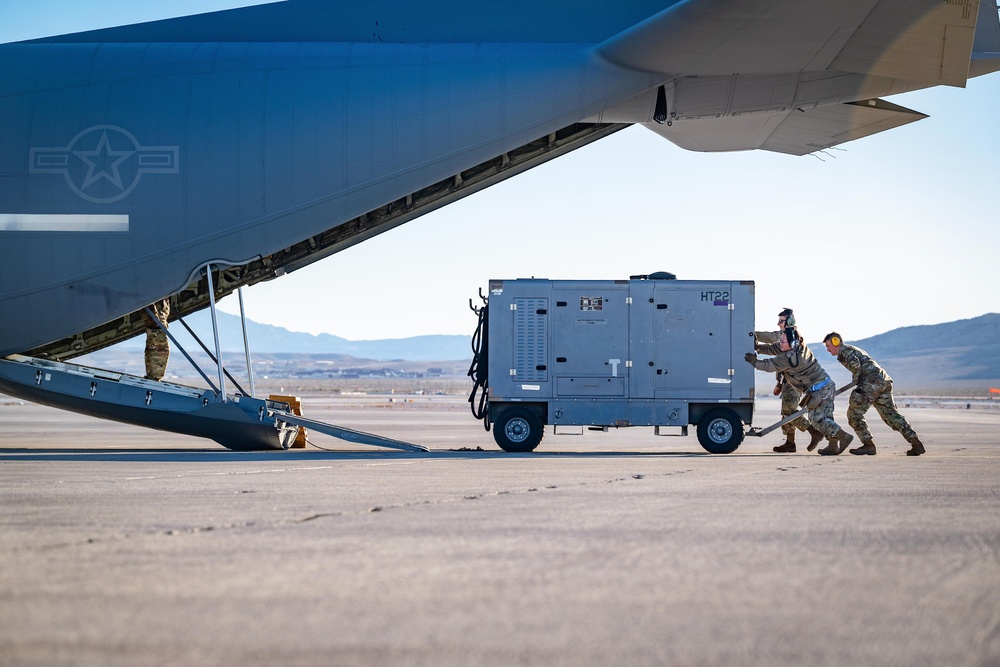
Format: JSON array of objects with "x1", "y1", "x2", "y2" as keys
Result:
[
  {"x1": 142, "y1": 298, "x2": 170, "y2": 381},
  {"x1": 754, "y1": 308, "x2": 824, "y2": 453},
  {"x1": 746, "y1": 327, "x2": 854, "y2": 456},
  {"x1": 823, "y1": 332, "x2": 926, "y2": 456}
]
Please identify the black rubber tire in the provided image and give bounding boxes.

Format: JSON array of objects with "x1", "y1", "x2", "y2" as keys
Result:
[
  {"x1": 493, "y1": 406, "x2": 544, "y2": 452},
  {"x1": 696, "y1": 407, "x2": 744, "y2": 454}
]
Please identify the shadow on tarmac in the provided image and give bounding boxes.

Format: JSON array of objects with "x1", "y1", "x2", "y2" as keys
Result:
[{"x1": 0, "y1": 447, "x2": 794, "y2": 462}]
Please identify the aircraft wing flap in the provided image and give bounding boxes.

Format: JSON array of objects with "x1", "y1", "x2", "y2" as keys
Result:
[
  {"x1": 643, "y1": 98, "x2": 927, "y2": 155},
  {"x1": 759, "y1": 99, "x2": 929, "y2": 155}
]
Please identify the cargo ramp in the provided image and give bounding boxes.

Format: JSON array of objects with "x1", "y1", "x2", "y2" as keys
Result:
[{"x1": 0, "y1": 354, "x2": 426, "y2": 453}]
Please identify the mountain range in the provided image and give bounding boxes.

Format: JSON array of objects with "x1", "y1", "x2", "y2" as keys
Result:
[
  {"x1": 768, "y1": 313, "x2": 1000, "y2": 393},
  {"x1": 95, "y1": 309, "x2": 472, "y2": 361},
  {"x1": 76, "y1": 311, "x2": 999, "y2": 392}
]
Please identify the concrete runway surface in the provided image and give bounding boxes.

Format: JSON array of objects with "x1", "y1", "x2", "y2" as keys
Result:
[{"x1": 1, "y1": 393, "x2": 998, "y2": 667}]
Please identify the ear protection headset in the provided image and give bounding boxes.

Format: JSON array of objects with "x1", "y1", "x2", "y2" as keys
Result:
[
  {"x1": 784, "y1": 326, "x2": 800, "y2": 349},
  {"x1": 779, "y1": 308, "x2": 796, "y2": 327},
  {"x1": 827, "y1": 332, "x2": 842, "y2": 347}
]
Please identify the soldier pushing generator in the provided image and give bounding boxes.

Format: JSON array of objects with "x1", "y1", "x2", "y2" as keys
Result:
[{"x1": 468, "y1": 274, "x2": 756, "y2": 453}]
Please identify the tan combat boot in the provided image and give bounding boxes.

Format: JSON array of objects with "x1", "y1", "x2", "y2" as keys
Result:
[
  {"x1": 906, "y1": 437, "x2": 925, "y2": 457},
  {"x1": 849, "y1": 438, "x2": 876, "y2": 455},
  {"x1": 817, "y1": 435, "x2": 839, "y2": 456},
  {"x1": 836, "y1": 430, "x2": 855, "y2": 454},
  {"x1": 773, "y1": 435, "x2": 796, "y2": 453},
  {"x1": 818, "y1": 429, "x2": 854, "y2": 456},
  {"x1": 806, "y1": 426, "x2": 825, "y2": 452},
  {"x1": 816, "y1": 440, "x2": 839, "y2": 456}
]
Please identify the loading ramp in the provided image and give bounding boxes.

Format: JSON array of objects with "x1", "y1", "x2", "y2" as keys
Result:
[{"x1": 0, "y1": 354, "x2": 425, "y2": 452}]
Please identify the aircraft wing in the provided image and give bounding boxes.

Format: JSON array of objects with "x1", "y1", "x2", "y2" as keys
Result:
[
  {"x1": 595, "y1": 0, "x2": 989, "y2": 154},
  {"x1": 598, "y1": 0, "x2": 979, "y2": 86}
]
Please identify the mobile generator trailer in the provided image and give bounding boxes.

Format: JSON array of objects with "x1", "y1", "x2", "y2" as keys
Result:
[{"x1": 469, "y1": 275, "x2": 756, "y2": 453}]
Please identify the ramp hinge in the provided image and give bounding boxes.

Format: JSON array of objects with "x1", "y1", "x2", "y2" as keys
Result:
[
  {"x1": 626, "y1": 297, "x2": 633, "y2": 304},
  {"x1": 728, "y1": 368, "x2": 735, "y2": 376},
  {"x1": 510, "y1": 303, "x2": 517, "y2": 311},
  {"x1": 509, "y1": 369, "x2": 517, "y2": 376},
  {"x1": 729, "y1": 303, "x2": 735, "y2": 311}
]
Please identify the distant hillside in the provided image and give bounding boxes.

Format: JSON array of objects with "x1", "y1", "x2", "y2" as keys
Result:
[
  {"x1": 96, "y1": 310, "x2": 472, "y2": 361},
  {"x1": 757, "y1": 314, "x2": 1000, "y2": 394},
  {"x1": 74, "y1": 311, "x2": 998, "y2": 392},
  {"x1": 850, "y1": 314, "x2": 1000, "y2": 381}
]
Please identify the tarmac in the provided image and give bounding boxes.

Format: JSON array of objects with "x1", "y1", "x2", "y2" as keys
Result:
[{"x1": 1, "y1": 393, "x2": 999, "y2": 667}]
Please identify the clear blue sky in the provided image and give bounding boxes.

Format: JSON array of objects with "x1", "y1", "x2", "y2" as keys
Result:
[{"x1": 4, "y1": 2, "x2": 999, "y2": 343}]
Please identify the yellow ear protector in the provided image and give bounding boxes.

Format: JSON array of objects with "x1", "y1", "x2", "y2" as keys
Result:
[{"x1": 830, "y1": 334, "x2": 842, "y2": 347}]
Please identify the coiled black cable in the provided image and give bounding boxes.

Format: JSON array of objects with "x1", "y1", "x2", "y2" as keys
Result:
[{"x1": 467, "y1": 298, "x2": 490, "y2": 430}]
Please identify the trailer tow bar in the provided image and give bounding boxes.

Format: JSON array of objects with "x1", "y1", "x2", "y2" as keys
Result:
[{"x1": 746, "y1": 381, "x2": 856, "y2": 438}]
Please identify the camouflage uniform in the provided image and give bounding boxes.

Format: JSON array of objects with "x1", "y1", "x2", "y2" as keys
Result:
[
  {"x1": 752, "y1": 341, "x2": 842, "y2": 439},
  {"x1": 142, "y1": 299, "x2": 170, "y2": 381},
  {"x1": 836, "y1": 344, "x2": 919, "y2": 445},
  {"x1": 755, "y1": 329, "x2": 806, "y2": 438}
]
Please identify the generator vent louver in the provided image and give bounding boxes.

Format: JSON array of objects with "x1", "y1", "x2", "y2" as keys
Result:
[{"x1": 513, "y1": 298, "x2": 548, "y2": 382}]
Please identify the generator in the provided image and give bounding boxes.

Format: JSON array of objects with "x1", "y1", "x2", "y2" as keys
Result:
[{"x1": 468, "y1": 274, "x2": 756, "y2": 453}]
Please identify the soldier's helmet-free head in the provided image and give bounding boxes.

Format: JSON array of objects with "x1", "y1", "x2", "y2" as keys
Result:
[
  {"x1": 822, "y1": 332, "x2": 843, "y2": 356},
  {"x1": 781, "y1": 326, "x2": 800, "y2": 351},
  {"x1": 778, "y1": 308, "x2": 796, "y2": 327}
]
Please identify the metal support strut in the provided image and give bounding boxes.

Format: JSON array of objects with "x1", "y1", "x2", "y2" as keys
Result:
[
  {"x1": 204, "y1": 264, "x2": 227, "y2": 402},
  {"x1": 271, "y1": 411, "x2": 429, "y2": 452},
  {"x1": 238, "y1": 287, "x2": 256, "y2": 398}
]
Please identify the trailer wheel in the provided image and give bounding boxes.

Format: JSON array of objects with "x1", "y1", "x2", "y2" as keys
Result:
[
  {"x1": 493, "y1": 406, "x2": 543, "y2": 452},
  {"x1": 696, "y1": 407, "x2": 744, "y2": 454}
]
